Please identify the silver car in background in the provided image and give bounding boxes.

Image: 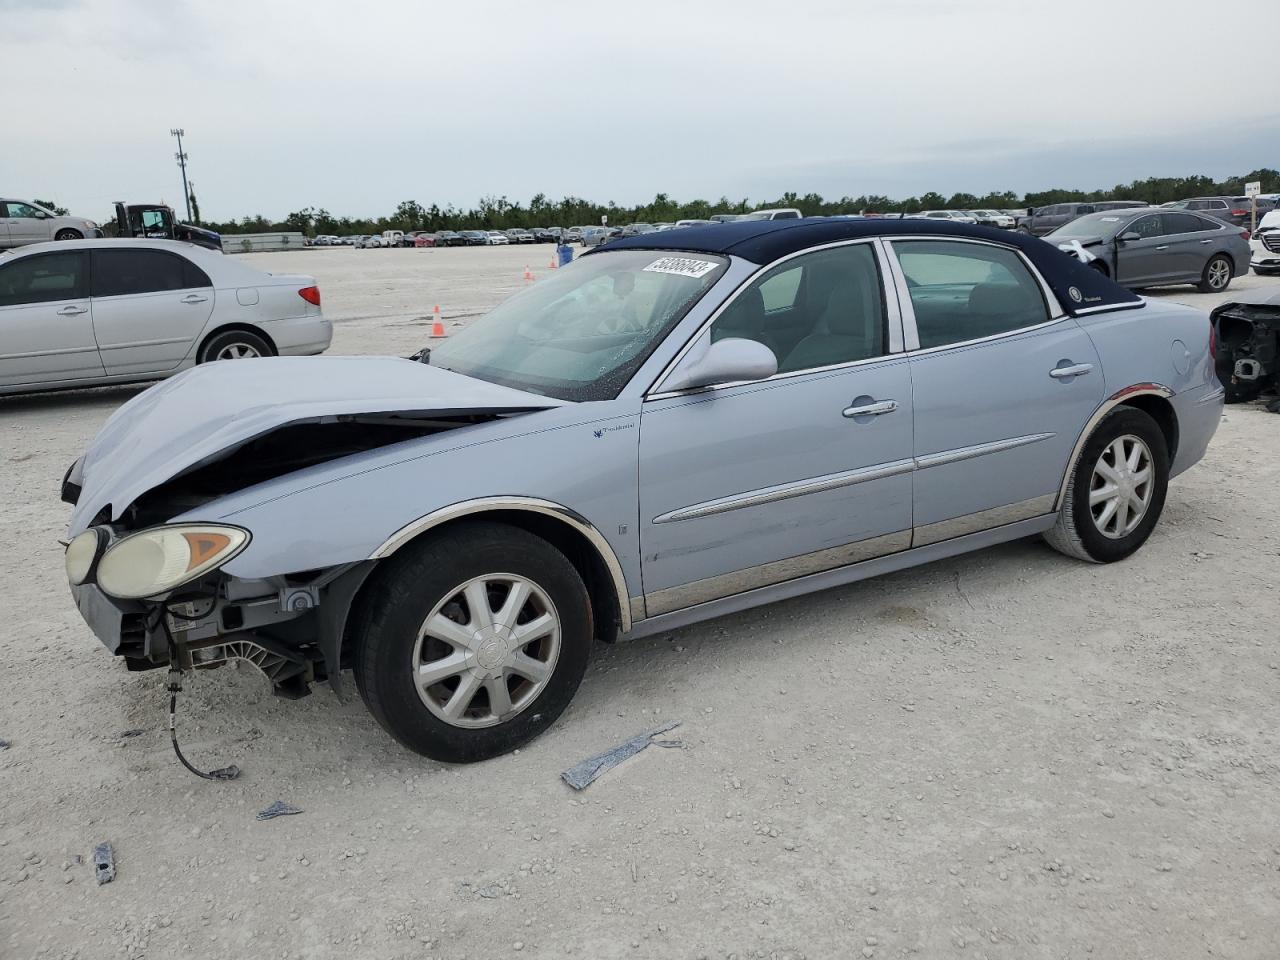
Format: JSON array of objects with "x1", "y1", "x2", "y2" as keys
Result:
[
  {"x1": 0, "y1": 238, "x2": 331, "y2": 394},
  {"x1": 1, "y1": 198, "x2": 101, "y2": 246},
  {"x1": 61, "y1": 219, "x2": 1222, "y2": 765},
  {"x1": 1047, "y1": 208, "x2": 1250, "y2": 292}
]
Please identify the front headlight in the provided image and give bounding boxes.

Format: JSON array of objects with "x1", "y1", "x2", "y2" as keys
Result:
[
  {"x1": 96, "y1": 524, "x2": 250, "y2": 599},
  {"x1": 65, "y1": 527, "x2": 107, "y2": 586},
  {"x1": 84, "y1": 220, "x2": 98, "y2": 229}
]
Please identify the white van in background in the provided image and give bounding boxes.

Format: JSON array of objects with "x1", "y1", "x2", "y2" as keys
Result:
[
  {"x1": 382, "y1": 230, "x2": 405, "y2": 247},
  {"x1": 738, "y1": 208, "x2": 803, "y2": 221}
]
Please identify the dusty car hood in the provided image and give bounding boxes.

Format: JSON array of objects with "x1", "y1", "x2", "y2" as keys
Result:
[
  {"x1": 1215, "y1": 288, "x2": 1280, "y2": 308},
  {"x1": 68, "y1": 356, "x2": 563, "y2": 532}
]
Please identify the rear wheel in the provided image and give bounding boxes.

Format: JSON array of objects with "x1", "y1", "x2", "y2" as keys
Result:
[
  {"x1": 353, "y1": 521, "x2": 593, "y2": 763},
  {"x1": 1044, "y1": 407, "x2": 1169, "y2": 563},
  {"x1": 198, "y1": 329, "x2": 272, "y2": 363},
  {"x1": 1198, "y1": 255, "x2": 1232, "y2": 293},
  {"x1": 54, "y1": 228, "x2": 82, "y2": 241}
]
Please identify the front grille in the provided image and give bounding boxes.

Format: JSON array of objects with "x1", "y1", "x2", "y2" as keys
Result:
[{"x1": 1261, "y1": 231, "x2": 1280, "y2": 253}]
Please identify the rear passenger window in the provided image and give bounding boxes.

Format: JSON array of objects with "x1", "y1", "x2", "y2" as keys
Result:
[
  {"x1": 711, "y1": 243, "x2": 886, "y2": 374},
  {"x1": 1165, "y1": 213, "x2": 1210, "y2": 234},
  {"x1": 893, "y1": 241, "x2": 1050, "y2": 350},
  {"x1": 92, "y1": 249, "x2": 203, "y2": 297}
]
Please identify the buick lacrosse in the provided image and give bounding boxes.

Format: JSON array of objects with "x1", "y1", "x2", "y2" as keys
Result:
[{"x1": 62, "y1": 219, "x2": 1223, "y2": 762}]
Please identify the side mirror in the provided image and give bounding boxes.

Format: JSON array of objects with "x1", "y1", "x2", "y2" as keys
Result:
[
  {"x1": 660, "y1": 336, "x2": 778, "y2": 393},
  {"x1": 1118, "y1": 231, "x2": 1141, "y2": 243},
  {"x1": 35, "y1": 210, "x2": 51, "y2": 219}
]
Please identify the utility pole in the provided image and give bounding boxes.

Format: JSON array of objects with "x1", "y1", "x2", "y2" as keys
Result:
[{"x1": 170, "y1": 128, "x2": 193, "y2": 222}]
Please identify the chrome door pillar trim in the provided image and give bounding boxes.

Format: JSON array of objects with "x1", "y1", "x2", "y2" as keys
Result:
[
  {"x1": 369, "y1": 496, "x2": 633, "y2": 633},
  {"x1": 911, "y1": 494, "x2": 1055, "y2": 547},
  {"x1": 915, "y1": 432, "x2": 1055, "y2": 470},
  {"x1": 643, "y1": 529, "x2": 912, "y2": 617},
  {"x1": 1054, "y1": 383, "x2": 1175, "y2": 511},
  {"x1": 871, "y1": 238, "x2": 905, "y2": 354},
  {"x1": 652, "y1": 458, "x2": 916, "y2": 524}
]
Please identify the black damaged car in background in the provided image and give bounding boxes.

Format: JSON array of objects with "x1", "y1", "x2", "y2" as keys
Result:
[{"x1": 1213, "y1": 289, "x2": 1280, "y2": 412}]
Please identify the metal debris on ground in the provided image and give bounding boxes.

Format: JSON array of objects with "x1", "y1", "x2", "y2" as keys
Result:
[
  {"x1": 93, "y1": 843, "x2": 115, "y2": 885},
  {"x1": 256, "y1": 800, "x2": 304, "y2": 821},
  {"x1": 561, "y1": 721, "x2": 682, "y2": 791},
  {"x1": 117, "y1": 729, "x2": 144, "y2": 739}
]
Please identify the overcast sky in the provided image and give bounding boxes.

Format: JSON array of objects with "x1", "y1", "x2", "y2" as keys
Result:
[{"x1": 3, "y1": 0, "x2": 1276, "y2": 221}]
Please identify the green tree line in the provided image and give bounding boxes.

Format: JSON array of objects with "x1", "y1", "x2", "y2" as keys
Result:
[{"x1": 188, "y1": 168, "x2": 1277, "y2": 235}]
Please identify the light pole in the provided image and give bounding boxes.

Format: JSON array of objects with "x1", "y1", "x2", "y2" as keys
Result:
[{"x1": 170, "y1": 128, "x2": 193, "y2": 222}]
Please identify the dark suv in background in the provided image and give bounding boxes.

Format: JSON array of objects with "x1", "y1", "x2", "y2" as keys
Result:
[
  {"x1": 1016, "y1": 201, "x2": 1148, "y2": 236},
  {"x1": 1166, "y1": 197, "x2": 1276, "y2": 228}
]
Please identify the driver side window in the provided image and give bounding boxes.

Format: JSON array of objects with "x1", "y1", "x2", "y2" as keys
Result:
[
  {"x1": 1127, "y1": 215, "x2": 1165, "y2": 239},
  {"x1": 5, "y1": 202, "x2": 42, "y2": 219},
  {"x1": 710, "y1": 243, "x2": 886, "y2": 375}
]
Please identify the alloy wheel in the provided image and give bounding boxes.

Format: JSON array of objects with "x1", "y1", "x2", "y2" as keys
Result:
[
  {"x1": 412, "y1": 574, "x2": 561, "y2": 729},
  {"x1": 1207, "y1": 258, "x2": 1230, "y2": 290},
  {"x1": 215, "y1": 342, "x2": 262, "y2": 360},
  {"x1": 1089, "y1": 435, "x2": 1154, "y2": 539}
]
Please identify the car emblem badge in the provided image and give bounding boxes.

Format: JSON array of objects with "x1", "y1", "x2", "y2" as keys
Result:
[{"x1": 1068, "y1": 286, "x2": 1083, "y2": 303}]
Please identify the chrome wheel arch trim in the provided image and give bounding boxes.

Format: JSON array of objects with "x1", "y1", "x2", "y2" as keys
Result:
[
  {"x1": 1054, "y1": 383, "x2": 1175, "y2": 511},
  {"x1": 369, "y1": 497, "x2": 633, "y2": 633}
]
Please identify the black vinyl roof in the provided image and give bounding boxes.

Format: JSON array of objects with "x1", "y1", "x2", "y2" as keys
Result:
[{"x1": 600, "y1": 217, "x2": 1144, "y2": 316}]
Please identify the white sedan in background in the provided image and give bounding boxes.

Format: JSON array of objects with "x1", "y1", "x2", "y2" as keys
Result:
[{"x1": 0, "y1": 238, "x2": 331, "y2": 395}]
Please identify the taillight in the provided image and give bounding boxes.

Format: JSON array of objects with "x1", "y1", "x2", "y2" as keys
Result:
[
  {"x1": 1231, "y1": 209, "x2": 1249, "y2": 217},
  {"x1": 298, "y1": 285, "x2": 321, "y2": 306},
  {"x1": 1209, "y1": 320, "x2": 1217, "y2": 361},
  {"x1": 1239, "y1": 228, "x2": 1251, "y2": 240}
]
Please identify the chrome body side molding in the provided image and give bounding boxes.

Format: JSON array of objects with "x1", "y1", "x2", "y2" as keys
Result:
[
  {"x1": 914, "y1": 433, "x2": 1055, "y2": 471},
  {"x1": 652, "y1": 459, "x2": 915, "y2": 524},
  {"x1": 912, "y1": 494, "x2": 1055, "y2": 547},
  {"x1": 644, "y1": 530, "x2": 912, "y2": 617},
  {"x1": 370, "y1": 496, "x2": 633, "y2": 633},
  {"x1": 625, "y1": 514, "x2": 1057, "y2": 642}
]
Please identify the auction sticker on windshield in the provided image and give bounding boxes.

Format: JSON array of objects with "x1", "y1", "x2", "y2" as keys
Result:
[{"x1": 643, "y1": 256, "x2": 719, "y2": 279}]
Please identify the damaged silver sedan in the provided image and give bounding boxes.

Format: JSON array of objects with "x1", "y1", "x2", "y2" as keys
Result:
[{"x1": 62, "y1": 219, "x2": 1223, "y2": 763}]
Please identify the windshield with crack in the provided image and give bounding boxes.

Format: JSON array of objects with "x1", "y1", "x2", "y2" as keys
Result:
[{"x1": 428, "y1": 250, "x2": 727, "y2": 401}]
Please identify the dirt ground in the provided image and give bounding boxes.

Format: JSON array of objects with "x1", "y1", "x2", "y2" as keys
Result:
[{"x1": 2, "y1": 245, "x2": 1278, "y2": 960}]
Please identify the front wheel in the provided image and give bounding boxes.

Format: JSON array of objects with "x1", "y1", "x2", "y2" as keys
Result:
[
  {"x1": 353, "y1": 521, "x2": 592, "y2": 763},
  {"x1": 1198, "y1": 255, "x2": 1232, "y2": 293},
  {"x1": 54, "y1": 228, "x2": 83, "y2": 241},
  {"x1": 1043, "y1": 407, "x2": 1170, "y2": 563}
]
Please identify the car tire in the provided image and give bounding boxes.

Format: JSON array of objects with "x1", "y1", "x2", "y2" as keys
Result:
[
  {"x1": 198, "y1": 329, "x2": 273, "y2": 363},
  {"x1": 1198, "y1": 254, "x2": 1233, "y2": 293},
  {"x1": 353, "y1": 521, "x2": 593, "y2": 763},
  {"x1": 1043, "y1": 407, "x2": 1170, "y2": 564},
  {"x1": 54, "y1": 228, "x2": 83, "y2": 241},
  {"x1": 1253, "y1": 267, "x2": 1279, "y2": 277}
]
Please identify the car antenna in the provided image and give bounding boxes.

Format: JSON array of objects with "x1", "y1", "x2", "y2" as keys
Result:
[{"x1": 153, "y1": 610, "x2": 241, "y2": 781}]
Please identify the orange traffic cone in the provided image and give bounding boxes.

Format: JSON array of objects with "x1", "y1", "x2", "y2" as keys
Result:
[
  {"x1": 429, "y1": 305, "x2": 446, "y2": 337},
  {"x1": 523, "y1": 265, "x2": 534, "y2": 282},
  {"x1": 548, "y1": 258, "x2": 557, "y2": 270}
]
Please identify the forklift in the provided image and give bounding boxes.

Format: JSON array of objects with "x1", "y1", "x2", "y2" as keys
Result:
[{"x1": 113, "y1": 202, "x2": 223, "y2": 252}]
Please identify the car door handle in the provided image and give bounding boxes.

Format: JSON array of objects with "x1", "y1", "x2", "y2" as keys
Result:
[
  {"x1": 1155, "y1": 245, "x2": 1168, "y2": 250},
  {"x1": 1049, "y1": 363, "x2": 1093, "y2": 379},
  {"x1": 842, "y1": 399, "x2": 898, "y2": 418},
  {"x1": 1199, "y1": 239, "x2": 1212, "y2": 244},
  {"x1": 56, "y1": 305, "x2": 88, "y2": 316},
  {"x1": 180, "y1": 294, "x2": 209, "y2": 304}
]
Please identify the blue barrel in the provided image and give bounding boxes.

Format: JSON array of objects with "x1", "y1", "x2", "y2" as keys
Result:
[{"x1": 557, "y1": 243, "x2": 573, "y2": 268}]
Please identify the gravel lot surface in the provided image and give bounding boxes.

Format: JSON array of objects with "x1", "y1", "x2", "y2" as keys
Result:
[{"x1": 2, "y1": 246, "x2": 1278, "y2": 960}]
